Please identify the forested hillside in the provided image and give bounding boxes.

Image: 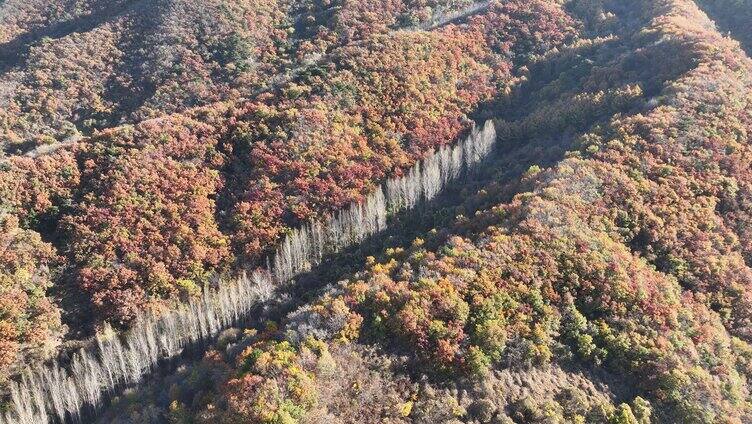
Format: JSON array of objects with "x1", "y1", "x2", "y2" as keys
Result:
[
  {"x1": 695, "y1": 0, "x2": 752, "y2": 53},
  {"x1": 1, "y1": 0, "x2": 752, "y2": 423},
  {"x1": 0, "y1": 0, "x2": 576, "y2": 368},
  {"x1": 0, "y1": 0, "x2": 493, "y2": 148}
]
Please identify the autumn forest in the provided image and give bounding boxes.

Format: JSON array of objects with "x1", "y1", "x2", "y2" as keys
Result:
[{"x1": 1, "y1": 0, "x2": 752, "y2": 423}]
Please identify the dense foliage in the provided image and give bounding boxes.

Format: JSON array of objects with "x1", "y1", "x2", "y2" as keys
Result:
[
  {"x1": 694, "y1": 0, "x2": 752, "y2": 52},
  {"x1": 0, "y1": 214, "x2": 62, "y2": 383},
  {"x1": 2, "y1": 0, "x2": 752, "y2": 422},
  {"x1": 0, "y1": 0, "x2": 293, "y2": 147},
  {"x1": 120, "y1": 0, "x2": 752, "y2": 423},
  {"x1": 0, "y1": 0, "x2": 577, "y2": 329},
  {"x1": 0, "y1": 0, "x2": 499, "y2": 150}
]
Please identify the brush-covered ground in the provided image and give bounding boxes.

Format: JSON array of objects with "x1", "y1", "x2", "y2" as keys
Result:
[{"x1": 2, "y1": 0, "x2": 752, "y2": 423}]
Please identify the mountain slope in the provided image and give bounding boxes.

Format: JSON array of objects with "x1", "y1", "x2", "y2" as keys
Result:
[
  {"x1": 0, "y1": 0, "x2": 576, "y2": 382},
  {"x1": 1, "y1": 0, "x2": 752, "y2": 423},
  {"x1": 694, "y1": 0, "x2": 752, "y2": 53},
  {"x1": 98, "y1": 0, "x2": 752, "y2": 422}
]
